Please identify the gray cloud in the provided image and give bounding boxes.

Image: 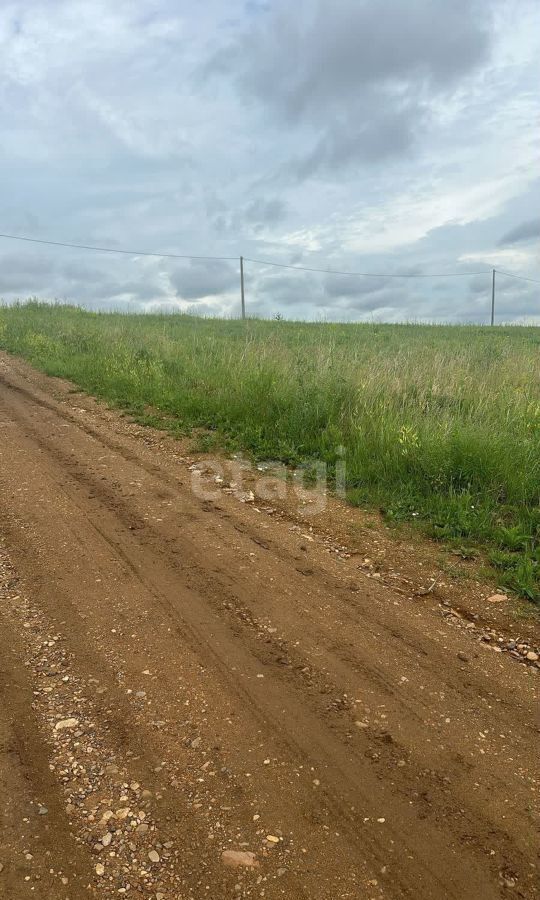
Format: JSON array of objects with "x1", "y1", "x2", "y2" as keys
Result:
[
  {"x1": 211, "y1": 197, "x2": 288, "y2": 236},
  {"x1": 291, "y1": 102, "x2": 426, "y2": 178},
  {"x1": 169, "y1": 259, "x2": 238, "y2": 301},
  {"x1": 216, "y1": 0, "x2": 491, "y2": 120},
  {"x1": 0, "y1": 252, "x2": 57, "y2": 295},
  {"x1": 210, "y1": 0, "x2": 492, "y2": 177},
  {"x1": 499, "y1": 218, "x2": 540, "y2": 245},
  {"x1": 0, "y1": 1, "x2": 537, "y2": 322},
  {"x1": 0, "y1": 250, "x2": 169, "y2": 307},
  {"x1": 244, "y1": 198, "x2": 288, "y2": 228},
  {"x1": 469, "y1": 274, "x2": 491, "y2": 295},
  {"x1": 322, "y1": 274, "x2": 391, "y2": 298}
]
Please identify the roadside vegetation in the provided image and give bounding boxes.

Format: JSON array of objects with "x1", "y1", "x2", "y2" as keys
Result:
[{"x1": 1, "y1": 301, "x2": 539, "y2": 603}]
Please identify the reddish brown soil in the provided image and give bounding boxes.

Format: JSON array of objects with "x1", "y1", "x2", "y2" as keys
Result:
[{"x1": 0, "y1": 351, "x2": 538, "y2": 900}]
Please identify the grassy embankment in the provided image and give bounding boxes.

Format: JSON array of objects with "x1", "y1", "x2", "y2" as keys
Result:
[{"x1": 1, "y1": 301, "x2": 539, "y2": 602}]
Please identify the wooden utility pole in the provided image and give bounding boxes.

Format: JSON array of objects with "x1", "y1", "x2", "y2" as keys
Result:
[
  {"x1": 240, "y1": 256, "x2": 246, "y2": 319},
  {"x1": 491, "y1": 268, "x2": 496, "y2": 326}
]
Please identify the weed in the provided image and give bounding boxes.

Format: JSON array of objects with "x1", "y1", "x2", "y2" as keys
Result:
[{"x1": 1, "y1": 301, "x2": 539, "y2": 602}]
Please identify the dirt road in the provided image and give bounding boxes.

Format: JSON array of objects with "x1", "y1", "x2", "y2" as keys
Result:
[{"x1": 0, "y1": 352, "x2": 538, "y2": 900}]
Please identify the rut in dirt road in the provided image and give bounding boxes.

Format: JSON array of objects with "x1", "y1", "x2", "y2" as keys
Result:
[{"x1": 0, "y1": 351, "x2": 538, "y2": 900}]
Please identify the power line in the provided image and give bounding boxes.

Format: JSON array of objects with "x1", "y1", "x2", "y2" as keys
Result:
[
  {"x1": 244, "y1": 256, "x2": 490, "y2": 278},
  {"x1": 0, "y1": 230, "x2": 538, "y2": 285},
  {"x1": 493, "y1": 268, "x2": 540, "y2": 286},
  {"x1": 0, "y1": 232, "x2": 237, "y2": 262}
]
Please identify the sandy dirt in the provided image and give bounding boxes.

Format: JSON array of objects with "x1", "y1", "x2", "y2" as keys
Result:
[{"x1": 0, "y1": 351, "x2": 538, "y2": 900}]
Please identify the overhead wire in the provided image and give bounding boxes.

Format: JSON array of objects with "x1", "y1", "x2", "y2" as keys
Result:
[
  {"x1": 244, "y1": 256, "x2": 490, "y2": 278},
  {"x1": 494, "y1": 269, "x2": 540, "y2": 285},
  {"x1": 0, "y1": 232, "x2": 237, "y2": 261},
  {"x1": 0, "y1": 231, "x2": 538, "y2": 283}
]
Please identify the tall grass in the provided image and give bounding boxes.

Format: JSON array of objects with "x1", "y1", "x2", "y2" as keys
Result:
[{"x1": 1, "y1": 301, "x2": 540, "y2": 601}]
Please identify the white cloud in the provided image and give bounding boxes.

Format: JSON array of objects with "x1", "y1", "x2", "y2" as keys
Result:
[
  {"x1": 0, "y1": 0, "x2": 538, "y2": 321},
  {"x1": 461, "y1": 247, "x2": 537, "y2": 269}
]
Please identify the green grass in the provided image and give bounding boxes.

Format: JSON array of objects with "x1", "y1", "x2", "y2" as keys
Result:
[{"x1": 1, "y1": 301, "x2": 540, "y2": 602}]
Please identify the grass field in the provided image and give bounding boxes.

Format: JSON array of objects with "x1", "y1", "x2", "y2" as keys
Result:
[{"x1": 1, "y1": 301, "x2": 539, "y2": 602}]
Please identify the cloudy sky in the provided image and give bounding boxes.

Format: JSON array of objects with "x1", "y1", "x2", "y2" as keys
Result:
[{"x1": 0, "y1": 0, "x2": 539, "y2": 322}]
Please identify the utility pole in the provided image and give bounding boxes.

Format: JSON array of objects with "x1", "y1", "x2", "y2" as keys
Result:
[
  {"x1": 491, "y1": 268, "x2": 496, "y2": 326},
  {"x1": 240, "y1": 256, "x2": 246, "y2": 319}
]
